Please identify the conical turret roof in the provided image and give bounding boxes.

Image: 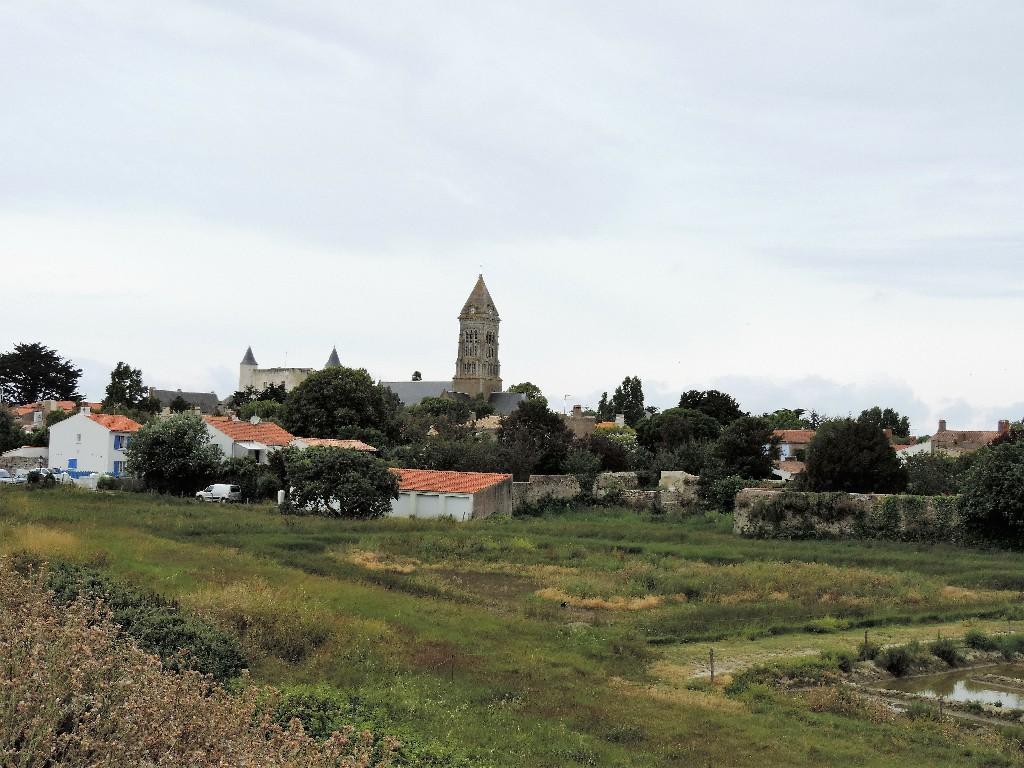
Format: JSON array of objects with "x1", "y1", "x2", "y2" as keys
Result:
[
  {"x1": 460, "y1": 274, "x2": 498, "y2": 319},
  {"x1": 240, "y1": 346, "x2": 258, "y2": 366},
  {"x1": 325, "y1": 346, "x2": 341, "y2": 367}
]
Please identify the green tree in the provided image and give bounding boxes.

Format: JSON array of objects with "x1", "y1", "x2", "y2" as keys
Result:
[
  {"x1": 0, "y1": 343, "x2": 82, "y2": 404},
  {"x1": 497, "y1": 398, "x2": 573, "y2": 479},
  {"x1": 636, "y1": 407, "x2": 721, "y2": 453},
  {"x1": 561, "y1": 446, "x2": 601, "y2": 492},
  {"x1": 761, "y1": 408, "x2": 813, "y2": 431},
  {"x1": 392, "y1": 434, "x2": 506, "y2": 474},
  {"x1": 678, "y1": 389, "x2": 745, "y2": 426},
  {"x1": 411, "y1": 371, "x2": 422, "y2": 381},
  {"x1": 611, "y1": 376, "x2": 645, "y2": 427},
  {"x1": 282, "y1": 367, "x2": 402, "y2": 442},
  {"x1": 959, "y1": 442, "x2": 1024, "y2": 545},
  {"x1": 125, "y1": 413, "x2": 223, "y2": 495},
  {"x1": 711, "y1": 416, "x2": 778, "y2": 479},
  {"x1": 507, "y1": 382, "x2": 544, "y2": 401},
  {"x1": 284, "y1": 446, "x2": 398, "y2": 518},
  {"x1": 103, "y1": 362, "x2": 148, "y2": 410},
  {"x1": 229, "y1": 382, "x2": 287, "y2": 409},
  {"x1": 215, "y1": 457, "x2": 279, "y2": 502},
  {"x1": 237, "y1": 400, "x2": 283, "y2": 422},
  {"x1": 905, "y1": 451, "x2": 974, "y2": 496},
  {"x1": 803, "y1": 418, "x2": 907, "y2": 493},
  {"x1": 169, "y1": 395, "x2": 191, "y2": 413},
  {"x1": 596, "y1": 392, "x2": 613, "y2": 421},
  {"x1": 403, "y1": 396, "x2": 473, "y2": 439},
  {"x1": 857, "y1": 406, "x2": 911, "y2": 438},
  {"x1": 0, "y1": 406, "x2": 24, "y2": 453}
]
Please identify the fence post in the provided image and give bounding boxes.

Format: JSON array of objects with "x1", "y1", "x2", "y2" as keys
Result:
[
  {"x1": 709, "y1": 647, "x2": 715, "y2": 684},
  {"x1": 938, "y1": 695, "x2": 944, "y2": 721}
]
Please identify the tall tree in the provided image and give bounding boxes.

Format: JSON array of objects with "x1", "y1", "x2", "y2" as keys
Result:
[
  {"x1": 507, "y1": 382, "x2": 545, "y2": 401},
  {"x1": 0, "y1": 407, "x2": 25, "y2": 453},
  {"x1": 857, "y1": 406, "x2": 911, "y2": 438},
  {"x1": 103, "y1": 362, "x2": 147, "y2": 409},
  {"x1": 611, "y1": 376, "x2": 645, "y2": 427},
  {"x1": 677, "y1": 389, "x2": 745, "y2": 426},
  {"x1": 761, "y1": 408, "x2": 813, "y2": 431},
  {"x1": 804, "y1": 418, "x2": 907, "y2": 493},
  {"x1": 284, "y1": 446, "x2": 399, "y2": 518},
  {"x1": 125, "y1": 413, "x2": 223, "y2": 495},
  {"x1": 596, "y1": 392, "x2": 613, "y2": 421},
  {"x1": 411, "y1": 371, "x2": 422, "y2": 382},
  {"x1": 0, "y1": 343, "x2": 82, "y2": 404},
  {"x1": 711, "y1": 416, "x2": 778, "y2": 479},
  {"x1": 281, "y1": 366, "x2": 402, "y2": 442},
  {"x1": 636, "y1": 407, "x2": 721, "y2": 453},
  {"x1": 497, "y1": 398, "x2": 573, "y2": 478}
]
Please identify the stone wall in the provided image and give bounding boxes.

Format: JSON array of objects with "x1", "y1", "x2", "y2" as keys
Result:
[
  {"x1": 733, "y1": 488, "x2": 962, "y2": 543},
  {"x1": 512, "y1": 475, "x2": 582, "y2": 510},
  {"x1": 510, "y1": 471, "x2": 698, "y2": 512}
]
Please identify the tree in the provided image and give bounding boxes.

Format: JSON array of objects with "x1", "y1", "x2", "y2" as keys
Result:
[
  {"x1": 959, "y1": 442, "x2": 1024, "y2": 545},
  {"x1": 711, "y1": 416, "x2": 778, "y2": 479},
  {"x1": 905, "y1": 452, "x2": 973, "y2": 496},
  {"x1": 581, "y1": 433, "x2": 632, "y2": 472},
  {"x1": 125, "y1": 413, "x2": 223, "y2": 495},
  {"x1": 403, "y1": 396, "x2": 473, "y2": 439},
  {"x1": 284, "y1": 446, "x2": 398, "y2": 518},
  {"x1": 677, "y1": 389, "x2": 745, "y2": 426},
  {"x1": 103, "y1": 362, "x2": 148, "y2": 410},
  {"x1": 761, "y1": 408, "x2": 813, "y2": 431},
  {"x1": 169, "y1": 395, "x2": 191, "y2": 413},
  {"x1": 237, "y1": 400, "x2": 283, "y2": 422},
  {"x1": 611, "y1": 376, "x2": 645, "y2": 427},
  {"x1": 281, "y1": 367, "x2": 402, "y2": 442},
  {"x1": 497, "y1": 398, "x2": 573, "y2": 479},
  {"x1": 411, "y1": 371, "x2": 422, "y2": 382},
  {"x1": 0, "y1": 343, "x2": 82, "y2": 404},
  {"x1": 507, "y1": 382, "x2": 544, "y2": 401},
  {"x1": 636, "y1": 407, "x2": 721, "y2": 453},
  {"x1": 596, "y1": 392, "x2": 613, "y2": 422},
  {"x1": 803, "y1": 418, "x2": 907, "y2": 493},
  {"x1": 229, "y1": 383, "x2": 287, "y2": 409},
  {"x1": 0, "y1": 407, "x2": 24, "y2": 453},
  {"x1": 561, "y1": 446, "x2": 601, "y2": 491},
  {"x1": 215, "y1": 457, "x2": 279, "y2": 502},
  {"x1": 857, "y1": 407, "x2": 911, "y2": 438}
]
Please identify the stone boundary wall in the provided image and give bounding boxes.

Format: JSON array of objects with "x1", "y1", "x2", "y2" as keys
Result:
[
  {"x1": 733, "y1": 488, "x2": 962, "y2": 542},
  {"x1": 0, "y1": 455, "x2": 47, "y2": 473},
  {"x1": 511, "y1": 471, "x2": 697, "y2": 512}
]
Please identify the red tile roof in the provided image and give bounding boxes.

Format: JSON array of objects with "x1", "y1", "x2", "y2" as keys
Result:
[
  {"x1": 296, "y1": 437, "x2": 377, "y2": 452},
  {"x1": 391, "y1": 468, "x2": 512, "y2": 494},
  {"x1": 203, "y1": 416, "x2": 294, "y2": 446},
  {"x1": 87, "y1": 414, "x2": 142, "y2": 433},
  {"x1": 772, "y1": 429, "x2": 816, "y2": 445}
]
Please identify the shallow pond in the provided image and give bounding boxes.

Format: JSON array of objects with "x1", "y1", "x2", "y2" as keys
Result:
[{"x1": 878, "y1": 663, "x2": 1024, "y2": 708}]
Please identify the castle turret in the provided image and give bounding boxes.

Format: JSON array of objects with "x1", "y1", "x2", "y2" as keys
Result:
[
  {"x1": 239, "y1": 346, "x2": 258, "y2": 390},
  {"x1": 452, "y1": 275, "x2": 502, "y2": 398},
  {"x1": 325, "y1": 346, "x2": 341, "y2": 368}
]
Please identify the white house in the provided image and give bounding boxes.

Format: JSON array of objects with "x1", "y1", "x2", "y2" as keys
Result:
[
  {"x1": 202, "y1": 415, "x2": 295, "y2": 464},
  {"x1": 48, "y1": 409, "x2": 142, "y2": 477}
]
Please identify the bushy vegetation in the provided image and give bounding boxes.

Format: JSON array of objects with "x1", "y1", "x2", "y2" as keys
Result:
[
  {"x1": 959, "y1": 441, "x2": 1024, "y2": 547},
  {"x1": 283, "y1": 446, "x2": 399, "y2": 518},
  {"x1": 125, "y1": 412, "x2": 223, "y2": 494},
  {"x1": 0, "y1": 558, "x2": 396, "y2": 767},
  {"x1": 12, "y1": 557, "x2": 246, "y2": 681},
  {"x1": 804, "y1": 418, "x2": 907, "y2": 493}
]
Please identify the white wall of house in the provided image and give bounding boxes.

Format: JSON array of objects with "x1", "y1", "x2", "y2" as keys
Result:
[
  {"x1": 204, "y1": 424, "x2": 235, "y2": 460},
  {"x1": 777, "y1": 442, "x2": 809, "y2": 460},
  {"x1": 48, "y1": 412, "x2": 133, "y2": 476},
  {"x1": 391, "y1": 491, "x2": 474, "y2": 521}
]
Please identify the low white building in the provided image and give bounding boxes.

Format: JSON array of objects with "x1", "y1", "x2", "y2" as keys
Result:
[
  {"x1": 203, "y1": 415, "x2": 295, "y2": 464},
  {"x1": 48, "y1": 410, "x2": 142, "y2": 477},
  {"x1": 389, "y1": 469, "x2": 513, "y2": 521}
]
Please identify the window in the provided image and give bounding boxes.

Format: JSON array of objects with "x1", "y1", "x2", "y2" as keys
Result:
[
  {"x1": 114, "y1": 434, "x2": 125, "y2": 450},
  {"x1": 113, "y1": 461, "x2": 125, "y2": 476},
  {"x1": 67, "y1": 458, "x2": 77, "y2": 469},
  {"x1": 75, "y1": 433, "x2": 81, "y2": 444}
]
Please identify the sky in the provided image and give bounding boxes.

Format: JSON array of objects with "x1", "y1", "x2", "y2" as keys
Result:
[{"x1": 2, "y1": 1, "x2": 1023, "y2": 433}]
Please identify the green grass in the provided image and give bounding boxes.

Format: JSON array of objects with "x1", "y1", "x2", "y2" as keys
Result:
[{"x1": 3, "y1": 487, "x2": 1024, "y2": 767}]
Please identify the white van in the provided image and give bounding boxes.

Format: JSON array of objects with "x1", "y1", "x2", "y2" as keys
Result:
[{"x1": 195, "y1": 484, "x2": 242, "y2": 503}]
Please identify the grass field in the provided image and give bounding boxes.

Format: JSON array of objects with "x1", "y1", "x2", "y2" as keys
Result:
[{"x1": 3, "y1": 487, "x2": 1024, "y2": 766}]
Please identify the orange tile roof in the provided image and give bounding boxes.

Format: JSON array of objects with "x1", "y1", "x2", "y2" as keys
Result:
[
  {"x1": 772, "y1": 429, "x2": 816, "y2": 444},
  {"x1": 297, "y1": 437, "x2": 377, "y2": 452},
  {"x1": 391, "y1": 468, "x2": 512, "y2": 494},
  {"x1": 87, "y1": 414, "x2": 142, "y2": 433},
  {"x1": 595, "y1": 421, "x2": 617, "y2": 430},
  {"x1": 203, "y1": 416, "x2": 294, "y2": 446}
]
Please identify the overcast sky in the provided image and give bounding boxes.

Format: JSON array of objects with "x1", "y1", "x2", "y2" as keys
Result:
[{"x1": 2, "y1": 1, "x2": 1023, "y2": 432}]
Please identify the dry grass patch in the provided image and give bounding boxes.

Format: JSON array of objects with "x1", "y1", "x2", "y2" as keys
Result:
[
  {"x1": 535, "y1": 587, "x2": 663, "y2": 611},
  {"x1": 1, "y1": 523, "x2": 81, "y2": 559},
  {"x1": 608, "y1": 676, "x2": 744, "y2": 713},
  {"x1": 343, "y1": 549, "x2": 419, "y2": 574}
]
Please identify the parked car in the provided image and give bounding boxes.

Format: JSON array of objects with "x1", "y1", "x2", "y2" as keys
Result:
[
  {"x1": 0, "y1": 469, "x2": 19, "y2": 484},
  {"x1": 195, "y1": 484, "x2": 242, "y2": 503}
]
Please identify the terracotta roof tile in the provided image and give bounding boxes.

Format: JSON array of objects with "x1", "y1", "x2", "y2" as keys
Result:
[
  {"x1": 203, "y1": 416, "x2": 294, "y2": 446},
  {"x1": 772, "y1": 429, "x2": 816, "y2": 444},
  {"x1": 87, "y1": 414, "x2": 143, "y2": 433},
  {"x1": 296, "y1": 437, "x2": 377, "y2": 452},
  {"x1": 391, "y1": 468, "x2": 512, "y2": 494}
]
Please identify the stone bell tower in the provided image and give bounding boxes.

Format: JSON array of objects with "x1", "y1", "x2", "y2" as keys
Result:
[{"x1": 452, "y1": 274, "x2": 502, "y2": 398}]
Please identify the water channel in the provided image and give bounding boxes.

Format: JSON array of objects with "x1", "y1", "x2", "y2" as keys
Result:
[{"x1": 878, "y1": 663, "x2": 1024, "y2": 708}]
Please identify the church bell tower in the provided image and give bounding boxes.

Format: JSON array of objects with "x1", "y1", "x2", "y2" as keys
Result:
[{"x1": 452, "y1": 274, "x2": 502, "y2": 398}]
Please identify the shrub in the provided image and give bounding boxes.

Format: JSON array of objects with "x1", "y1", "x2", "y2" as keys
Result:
[
  {"x1": 727, "y1": 654, "x2": 841, "y2": 694},
  {"x1": 857, "y1": 640, "x2": 881, "y2": 661},
  {"x1": 39, "y1": 561, "x2": 246, "y2": 682},
  {"x1": 959, "y1": 442, "x2": 1024, "y2": 546},
  {"x1": 0, "y1": 559, "x2": 397, "y2": 767},
  {"x1": 964, "y1": 629, "x2": 998, "y2": 651},
  {"x1": 905, "y1": 700, "x2": 940, "y2": 721},
  {"x1": 877, "y1": 642, "x2": 925, "y2": 677},
  {"x1": 928, "y1": 637, "x2": 965, "y2": 667},
  {"x1": 284, "y1": 446, "x2": 399, "y2": 518},
  {"x1": 804, "y1": 418, "x2": 907, "y2": 493},
  {"x1": 125, "y1": 413, "x2": 223, "y2": 495},
  {"x1": 697, "y1": 468, "x2": 746, "y2": 512},
  {"x1": 996, "y1": 634, "x2": 1024, "y2": 660}
]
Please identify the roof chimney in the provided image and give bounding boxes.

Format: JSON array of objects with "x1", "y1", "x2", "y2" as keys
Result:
[
  {"x1": 998, "y1": 420, "x2": 1011, "y2": 434},
  {"x1": 938, "y1": 419, "x2": 947, "y2": 433},
  {"x1": 614, "y1": 413, "x2": 625, "y2": 427},
  {"x1": 572, "y1": 404, "x2": 582, "y2": 418}
]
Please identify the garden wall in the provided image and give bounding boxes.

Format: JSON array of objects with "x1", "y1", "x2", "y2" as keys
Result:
[
  {"x1": 511, "y1": 471, "x2": 694, "y2": 512},
  {"x1": 733, "y1": 488, "x2": 962, "y2": 542}
]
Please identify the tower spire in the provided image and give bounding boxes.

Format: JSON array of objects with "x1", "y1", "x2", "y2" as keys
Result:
[
  {"x1": 453, "y1": 275, "x2": 502, "y2": 398},
  {"x1": 240, "y1": 346, "x2": 257, "y2": 366},
  {"x1": 325, "y1": 346, "x2": 341, "y2": 368}
]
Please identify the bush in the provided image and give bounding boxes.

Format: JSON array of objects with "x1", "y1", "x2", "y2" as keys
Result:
[
  {"x1": 0, "y1": 559, "x2": 395, "y2": 767},
  {"x1": 125, "y1": 413, "x2": 223, "y2": 495},
  {"x1": 905, "y1": 700, "x2": 940, "y2": 721},
  {"x1": 959, "y1": 442, "x2": 1024, "y2": 546},
  {"x1": 928, "y1": 637, "x2": 965, "y2": 667},
  {"x1": 727, "y1": 654, "x2": 841, "y2": 694},
  {"x1": 964, "y1": 629, "x2": 998, "y2": 651},
  {"x1": 804, "y1": 418, "x2": 907, "y2": 493},
  {"x1": 284, "y1": 446, "x2": 399, "y2": 518},
  {"x1": 697, "y1": 466, "x2": 746, "y2": 512},
  {"x1": 39, "y1": 560, "x2": 246, "y2": 682},
  {"x1": 876, "y1": 642, "x2": 925, "y2": 677}
]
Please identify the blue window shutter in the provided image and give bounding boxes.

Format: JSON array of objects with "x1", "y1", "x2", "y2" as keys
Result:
[{"x1": 68, "y1": 458, "x2": 77, "y2": 469}]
